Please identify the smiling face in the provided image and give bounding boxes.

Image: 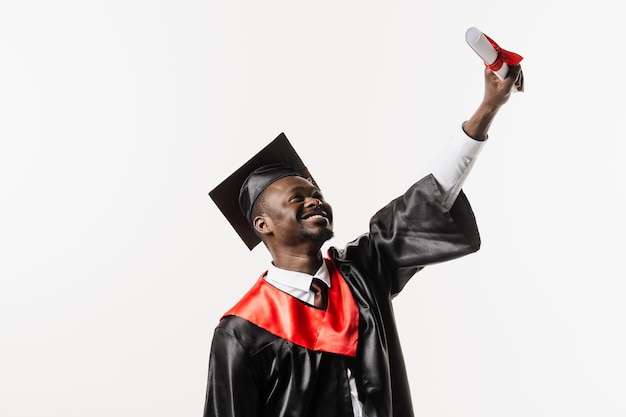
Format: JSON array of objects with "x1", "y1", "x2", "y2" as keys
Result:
[{"x1": 252, "y1": 175, "x2": 333, "y2": 249}]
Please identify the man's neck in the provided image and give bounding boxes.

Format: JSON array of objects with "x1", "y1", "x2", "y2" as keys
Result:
[{"x1": 271, "y1": 250, "x2": 324, "y2": 276}]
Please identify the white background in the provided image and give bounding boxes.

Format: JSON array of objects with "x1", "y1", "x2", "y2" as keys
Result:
[{"x1": 2, "y1": 1, "x2": 625, "y2": 416}]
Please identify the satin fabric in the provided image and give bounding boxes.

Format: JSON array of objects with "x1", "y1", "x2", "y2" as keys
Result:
[
  {"x1": 204, "y1": 174, "x2": 481, "y2": 417},
  {"x1": 222, "y1": 258, "x2": 359, "y2": 357},
  {"x1": 482, "y1": 33, "x2": 524, "y2": 72}
]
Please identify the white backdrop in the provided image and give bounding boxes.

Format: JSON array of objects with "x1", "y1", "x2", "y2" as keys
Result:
[{"x1": 2, "y1": 1, "x2": 625, "y2": 416}]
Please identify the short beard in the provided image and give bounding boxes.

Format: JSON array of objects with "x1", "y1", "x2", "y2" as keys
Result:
[{"x1": 299, "y1": 227, "x2": 334, "y2": 243}]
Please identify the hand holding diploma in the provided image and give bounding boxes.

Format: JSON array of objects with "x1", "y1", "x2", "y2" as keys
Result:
[{"x1": 465, "y1": 27, "x2": 524, "y2": 92}]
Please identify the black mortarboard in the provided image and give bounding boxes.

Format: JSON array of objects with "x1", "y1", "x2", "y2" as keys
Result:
[{"x1": 209, "y1": 133, "x2": 316, "y2": 250}]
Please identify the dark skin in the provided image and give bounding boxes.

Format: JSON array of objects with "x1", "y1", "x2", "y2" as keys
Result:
[
  {"x1": 463, "y1": 65, "x2": 522, "y2": 141},
  {"x1": 254, "y1": 65, "x2": 521, "y2": 275},
  {"x1": 253, "y1": 176, "x2": 333, "y2": 275}
]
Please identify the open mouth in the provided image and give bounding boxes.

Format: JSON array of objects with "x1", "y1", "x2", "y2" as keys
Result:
[{"x1": 301, "y1": 211, "x2": 329, "y2": 222}]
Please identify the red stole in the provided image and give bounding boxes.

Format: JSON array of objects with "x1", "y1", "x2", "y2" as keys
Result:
[{"x1": 222, "y1": 258, "x2": 359, "y2": 357}]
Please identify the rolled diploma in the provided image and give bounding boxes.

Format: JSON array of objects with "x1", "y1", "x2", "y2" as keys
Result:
[{"x1": 465, "y1": 27, "x2": 508, "y2": 80}]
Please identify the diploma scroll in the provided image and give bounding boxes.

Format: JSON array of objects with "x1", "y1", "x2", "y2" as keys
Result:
[
  {"x1": 465, "y1": 27, "x2": 524, "y2": 91},
  {"x1": 465, "y1": 27, "x2": 508, "y2": 79}
]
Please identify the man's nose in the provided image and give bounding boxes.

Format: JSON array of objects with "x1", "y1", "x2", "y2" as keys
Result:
[{"x1": 305, "y1": 197, "x2": 322, "y2": 207}]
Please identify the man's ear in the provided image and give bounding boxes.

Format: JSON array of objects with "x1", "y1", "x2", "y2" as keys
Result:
[{"x1": 253, "y1": 215, "x2": 272, "y2": 236}]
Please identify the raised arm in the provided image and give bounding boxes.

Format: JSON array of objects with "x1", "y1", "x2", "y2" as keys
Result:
[
  {"x1": 462, "y1": 65, "x2": 522, "y2": 141},
  {"x1": 427, "y1": 64, "x2": 522, "y2": 209}
]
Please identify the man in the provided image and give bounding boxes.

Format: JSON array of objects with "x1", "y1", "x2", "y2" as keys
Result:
[{"x1": 205, "y1": 65, "x2": 522, "y2": 417}]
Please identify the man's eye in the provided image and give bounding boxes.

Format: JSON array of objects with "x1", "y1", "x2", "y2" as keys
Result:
[{"x1": 289, "y1": 195, "x2": 303, "y2": 202}]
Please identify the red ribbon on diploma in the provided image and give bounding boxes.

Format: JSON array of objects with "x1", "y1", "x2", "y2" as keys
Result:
[{"x1": 483, "y1": 34, "x2": 524, "y2": 71}]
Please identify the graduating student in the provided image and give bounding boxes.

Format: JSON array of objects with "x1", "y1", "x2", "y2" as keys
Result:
[{"x1": 205, "y1": 65, "x2": 522, "y2": 417}]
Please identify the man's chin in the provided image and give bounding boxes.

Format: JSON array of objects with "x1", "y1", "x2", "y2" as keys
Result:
[{"x1": 301, "y1": 228, "x2": 334, "y2": 243}]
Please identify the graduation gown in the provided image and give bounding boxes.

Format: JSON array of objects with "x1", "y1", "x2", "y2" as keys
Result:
[{"x1": 204, "y1": 174, "x2": 481, "y2": 417}]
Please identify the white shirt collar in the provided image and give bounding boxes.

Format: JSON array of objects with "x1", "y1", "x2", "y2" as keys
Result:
[{"x1": 266, "y1": 261, "x2": 331, "y2": 292}]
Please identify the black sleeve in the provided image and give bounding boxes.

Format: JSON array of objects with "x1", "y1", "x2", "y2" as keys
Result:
[
  {"x1": 335, "y1": 174, "x2": 481, "y2": 297},
  {"x1": 203, "y1": 328, "x2": 261, "y2": 417}
]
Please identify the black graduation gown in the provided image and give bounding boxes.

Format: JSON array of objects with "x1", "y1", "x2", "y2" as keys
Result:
[{"x1": 204, "y1": 174, "x2": 481, "y2": 417}]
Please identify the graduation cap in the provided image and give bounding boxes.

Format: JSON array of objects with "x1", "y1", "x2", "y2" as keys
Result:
[{"x1": 209, "y1": 133, "x2": 316, "y2": 250}]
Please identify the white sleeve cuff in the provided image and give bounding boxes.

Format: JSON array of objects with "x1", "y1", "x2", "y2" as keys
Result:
[{"x1": 427, "y1": 127, "x2": 486, "y2": 209}]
